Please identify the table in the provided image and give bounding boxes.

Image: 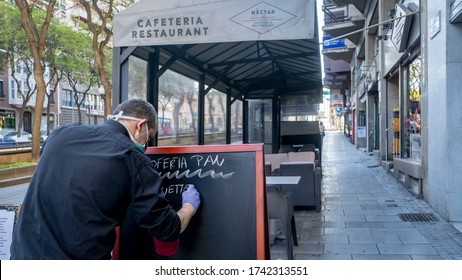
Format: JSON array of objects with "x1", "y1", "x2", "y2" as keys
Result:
[{"x1": 266, "y1": 176, "x2": 301, "y2": 185}]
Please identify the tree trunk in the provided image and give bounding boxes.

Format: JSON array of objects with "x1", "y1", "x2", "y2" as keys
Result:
[
  {"x1": 95, "y1": 48, "x2": 112, "y2": 118},
  {"x1": 31, "y1": 61, "x2": 47, "y2": 161},
  {"x1": 17, "y1": 107, "x2": 24, "y2": 136},
  {"x1": 187, "y1": 95, "x2": 197, "y2": 142},
  {"x1": 15, "y1": 0, "x2": 56, "y2": 162},
  {"x1": 174, "y1": 104, "x2": 181, "y2": 144}
]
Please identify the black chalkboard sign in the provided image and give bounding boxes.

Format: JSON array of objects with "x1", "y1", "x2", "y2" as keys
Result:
[{"x1": 116, "y1": 144, "x2": 269, "y2": 260}]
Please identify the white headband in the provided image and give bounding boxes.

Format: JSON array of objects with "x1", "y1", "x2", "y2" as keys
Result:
[{"x1": 107, "y1": 111, "x2": 142, "y2": 122}]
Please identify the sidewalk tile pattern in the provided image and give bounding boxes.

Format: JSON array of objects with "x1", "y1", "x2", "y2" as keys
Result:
[{"x1": 270, "y1": 132, "x2": 462, "y2": 260}]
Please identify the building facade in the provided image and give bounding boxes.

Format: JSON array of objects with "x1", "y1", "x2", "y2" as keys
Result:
[
  {"x1": 0, "y1": 0, "x2": 106, "y2": 135},
  {"x1": 322, "y1": 0, "x2": 462, "y2": 226},
  {"x1": 0, "y1": 55, "x2": 58, "y2": 135}
]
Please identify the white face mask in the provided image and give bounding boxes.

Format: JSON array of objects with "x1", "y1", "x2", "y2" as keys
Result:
[{"x1": 108, "y1": 111, "x2": 149, "y2": 152}]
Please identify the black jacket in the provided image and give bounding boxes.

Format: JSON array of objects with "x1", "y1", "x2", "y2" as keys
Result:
[{"x1": 10, "y1": 120, "x2": 180, "y2": 259}]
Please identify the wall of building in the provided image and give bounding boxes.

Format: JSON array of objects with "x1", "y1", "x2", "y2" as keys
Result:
[
  {"x1": 425, "y1": 0, "x2": 462, "y2": 222},
  {"x1": 59, "y1": 108, "x2": 105, "y2": 126}
]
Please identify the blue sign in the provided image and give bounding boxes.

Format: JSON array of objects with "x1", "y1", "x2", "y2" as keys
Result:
[{"x1": 322, "y1": 36, "x2": 346, "y2": 49}]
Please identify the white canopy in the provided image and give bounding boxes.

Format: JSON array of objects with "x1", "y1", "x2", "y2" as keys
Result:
[{"x1": 113, "y1": 0, "x2": 316, "y2": 47}]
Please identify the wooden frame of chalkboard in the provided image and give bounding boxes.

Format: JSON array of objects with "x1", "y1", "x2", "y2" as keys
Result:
[{"x1": 144, "y1": 144, "x2": 269, "y2": 260}]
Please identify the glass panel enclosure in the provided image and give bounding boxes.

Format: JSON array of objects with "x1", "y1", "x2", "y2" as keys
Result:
[
  {"x1": 231, "y1": 100, "x2": 243, "y2": 144},
  {"x1": 204, "y1": 89, "x2": 226, "y2": 145},
  {"x1": 158, "y1": 70, "x2": 198, "y2": 146},
  {"x1": 128, "y1": 56, "x2": 147, "y2": 100},
  {"x1": 126, "y1": 56, "x2": 245, "y2": 147},
  {"x1": 247, "y1": 99, "x2": 272, "y2": 145}
]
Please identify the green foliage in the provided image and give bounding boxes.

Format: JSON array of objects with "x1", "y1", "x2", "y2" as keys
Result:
[
  {"x1": 0, "y1": 2, "x2": 96, "y2": 85},
  {"x1": 103, "y1": 46, "x2": 112, "y2": 79},
  {"x1": 0, "y1": 1, "x2": 103, "y2": 88},
  {"x1": 0, "y1": 2, "x2": 28, "y2": 61},
  {"x1": 0, "y1": 162, "x2": 35, "y2": 170},
  {"x1": 60, "y1": 29, "x2": 95, "y2": 81}
]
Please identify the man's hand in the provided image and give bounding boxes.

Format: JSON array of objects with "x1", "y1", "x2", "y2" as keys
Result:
[
  {"x1": 177, "y1": 184, "x2": 201, "y2": 233},
  {"x1": 182, "y1": 184, "x2": 201, "y2": 212}
]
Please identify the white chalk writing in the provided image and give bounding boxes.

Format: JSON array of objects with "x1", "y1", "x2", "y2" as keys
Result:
[
  {"x1": 152, "y1": 154, "x2": 234, "y2": 180},
  {"x1": 162, "y1": 184, "x2": 189, "y2": 195},
  {"x1": 160, "y1": 169, "x2": 234, "y2": 180}
]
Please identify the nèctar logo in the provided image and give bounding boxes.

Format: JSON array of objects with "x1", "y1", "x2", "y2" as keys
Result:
[{"x1": 229, "y1": 1, "x2": 296, "y2": 34}]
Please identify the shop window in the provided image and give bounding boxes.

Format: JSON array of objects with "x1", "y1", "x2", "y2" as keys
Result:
[
  {"x1": 405, "y1": 55, "x2": 422, "y2": 162},
  {"x1": 0, "y1": 112, "x2": 15, "y2": 130},
  {"x1": 358, "y1": 111, "x2": 366, "y2": 138}
]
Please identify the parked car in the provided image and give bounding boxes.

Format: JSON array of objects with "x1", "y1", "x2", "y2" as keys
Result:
[
  {"x1": 39, "y1": 131, "x2": 49, "y2": 141},
  {"x1": 0, "y1": 138, "x2": 16, "y2": 147},
  {"x1": 0, "y1": 129, "x2": 15, "y2": 141},
  {"x1": 3, "y1": 131, "x2": 32, "y2": 143}
]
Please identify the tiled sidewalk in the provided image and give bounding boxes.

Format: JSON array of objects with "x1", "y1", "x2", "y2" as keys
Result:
[{"x1": 270, "y1": 132, "x2": 462, "y2": 260}]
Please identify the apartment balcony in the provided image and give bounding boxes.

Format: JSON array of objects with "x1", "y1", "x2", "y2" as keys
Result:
[
  {"x1": 329, "y1": 0, "x2": 367, "y2": 14},
  {"x1": 323, "y1": 55, "x2": 350, "y2": 91},
  {"x1": 324, "y1": 55, "x2": 351, "y2": 73},
  {"x1": 324, "y1": 72, "x2": 350, "y2": 90},
  {"x1": 8, "y1": 96, "x2": 48, "y2": 108},
  {"x1": 451, "y1": 0, "x2": 462, "y2": 23},
  {"x1": 321, "y1": 36, "x2": 355, "y2": 62},
  {"x1": 322, "y1": 46, "x2": 354, "y2": 63},
  {"x1": 322, "y1": 4, "x2": 365, "y2": 45}
]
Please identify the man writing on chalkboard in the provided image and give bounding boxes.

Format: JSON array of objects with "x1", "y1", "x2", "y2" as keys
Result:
[{"x1": 10, "y1": 98, "x2": 201, "y2": 259}]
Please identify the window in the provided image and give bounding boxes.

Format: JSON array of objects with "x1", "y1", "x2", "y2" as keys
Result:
[
  {"x1": 22, "y1": 80, "x2": 30, "y2": 95},
  {"x1": 231, "y1": 100, "x2": 243, "y2": 144},
  {"x1": 10, "y1": 80, "x2": 16, "y2": 98},
  {"x1": 204, "y1": 89, "x2": 226, "y2": 145},
  {"x1": 0, "y1": 112, "x2": 15, "y2": 130},
  {"x1": 128, "y1": 56, "x2": 147, "y2": 100},
  {"x1": 0, "y1": 81, "x2": 4, "y2": 98},
  {"x1": 62, "y1": 89, "x2": 74, "y2": 107},
  {"x1": 404, "y1": 55, "x2": 422, "y2": 162},
  {"x1": 157, "y1": 69, "x2": 198, "y2": 146},
  {"x1": 93, "y1": 94, "x2": 98, "y2": 110},
  {"x1": 248, "y1": 99, "x2": 272, "y2": 144},
  {"x1": 49, "y1": 89, "x2": 55, "y2": 103}
]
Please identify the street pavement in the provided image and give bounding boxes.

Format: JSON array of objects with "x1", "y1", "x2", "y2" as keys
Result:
[{"x1": 271, "y1": 132, "x2": 462, "y2": 260}]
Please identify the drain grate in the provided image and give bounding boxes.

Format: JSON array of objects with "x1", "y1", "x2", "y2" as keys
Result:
[
  {"x1": 398, "y1": 213, "x2": 438, "y2": 222},
  {"x1": 367, "y1": 164, "x2": 380, "y2": 168},
  {"x1": 386, "y1": 203, "x2": 399, "y2": 207}
]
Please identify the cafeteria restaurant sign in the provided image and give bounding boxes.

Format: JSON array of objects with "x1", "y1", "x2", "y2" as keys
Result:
[{"x1": 113, "y1": 0, "x2": 315, "y2": 47}]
